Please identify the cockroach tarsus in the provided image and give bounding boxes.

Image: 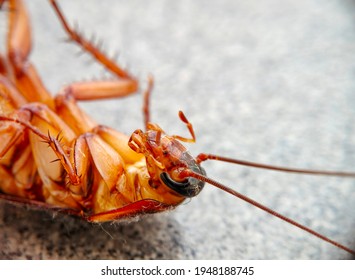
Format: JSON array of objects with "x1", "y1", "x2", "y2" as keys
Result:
[{"x1": 0, "y1": 0, "x2": 354, "y2": 256}]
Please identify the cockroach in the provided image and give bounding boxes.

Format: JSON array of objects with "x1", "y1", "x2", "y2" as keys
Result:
[{"x1": 0, "y1": 0, "x2": 354, "y2": 258}]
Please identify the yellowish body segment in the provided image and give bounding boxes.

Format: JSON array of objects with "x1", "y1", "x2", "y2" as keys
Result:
[{"x1": 0, "y1": 0, "x2": 186, "y2": 221}]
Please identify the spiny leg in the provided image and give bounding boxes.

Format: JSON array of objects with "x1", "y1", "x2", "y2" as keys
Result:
[
  {"x1": 49, "y1": 0, "x2": 138, "y2": 102},
  {"x1": 0, "y1": 112, "x2": 131, "y2": 206},
  {"x1": 0, "y1": 108, "x2": 83, "y2": 209},
  {"x1": 50, "y1": 0, "x2": 134, "y2": 79},
  {"x1": 0, "y1": 114, "x2": 81, "y2": 185}
]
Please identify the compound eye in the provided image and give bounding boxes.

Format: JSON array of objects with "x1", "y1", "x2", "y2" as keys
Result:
[{"x1": 160, "y1": 170, "x2": 205, "y2": 198}]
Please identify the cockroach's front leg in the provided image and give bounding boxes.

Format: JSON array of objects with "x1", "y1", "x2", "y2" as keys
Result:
[{"x1": 16, "y1": 111, "x2": 174, "y2": 220}]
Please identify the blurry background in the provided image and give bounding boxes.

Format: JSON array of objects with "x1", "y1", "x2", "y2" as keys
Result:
[{"x1": 0, "y1": 0, "x2": 355, "y2": 259}]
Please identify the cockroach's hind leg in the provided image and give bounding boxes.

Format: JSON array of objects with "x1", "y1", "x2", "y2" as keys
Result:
[
  {"x1": 55, "y1": 78, "x2": 138, "y2": 102},
  {"x1": 49, "y1": 0, "x2": 138, "y2": 85},
  {"x1": 0, "y1": 112, "x2": 82, "y2": 186},
  {"x1": 43, "y1": 129, "x2": 82, "y2": 185},
  {"x1": 85, "y1": 199, "x2": 173, "y2": 223}
]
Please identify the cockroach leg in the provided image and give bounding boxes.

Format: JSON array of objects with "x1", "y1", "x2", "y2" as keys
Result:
[
  {"x1": 0, "y1": 101, "x2": 83, "y2": 187},
  {"x1": 141, "y1": 76, "x2": 196, "y2": 143},
  {"x1": 57, "y1": 80, "x2": 138, "y2": 101},
  {"x1": 49, "y1": 0, "x2": 138, "y2": 99},
  {"x1": 49, "y1": 0, "x2": 133, "y2": 79},
  {"x1": 1, "y1": 0, "x2": 354, "y2": 257},
  {"x1": 5, "y1": 0, "x2": 54, "y2": 107},
  {"x1": 0, "y1": 192, "x2": 80, "y2": 216},
  {"x1": 0, "y1": 113, "x2": 80, "y2": 184},
  {"x1": 86, "y1": 199, "x2": 171, "y2": 223},
  {"x1": 171, "y1": 111, "x2": 196, "y2": 143},
  {"x1": 6, "y1": 0, "x2": 31, "y2": 76},
  {"x1": 143, "y1": 75, "x2": 154, "y2": 129},
  {"x1": 53, "y1": 78, "x2": 139, "y2": 135}
]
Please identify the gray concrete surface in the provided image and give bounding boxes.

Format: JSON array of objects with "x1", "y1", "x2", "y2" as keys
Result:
[{"x1": 0, "y1": 0, "x2": 355, "y2": 259}]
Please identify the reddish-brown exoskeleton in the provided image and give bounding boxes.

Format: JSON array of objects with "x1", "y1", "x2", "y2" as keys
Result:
[{"x1": 0, "y1": 0, "x2": 354, "y2": 254}]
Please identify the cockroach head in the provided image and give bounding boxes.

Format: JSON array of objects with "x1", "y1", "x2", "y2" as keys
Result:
[
  {"x1": 128, "y1": 126, "x2": 206, "y2": 198},
  {"x1": 160, "y1": 153, "x2": 206, "y2": 197}
]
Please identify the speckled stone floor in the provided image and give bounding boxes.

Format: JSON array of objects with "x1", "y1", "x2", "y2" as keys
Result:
[{"x1": 1, "y1": 0, "x2": 355, "y2": 259}]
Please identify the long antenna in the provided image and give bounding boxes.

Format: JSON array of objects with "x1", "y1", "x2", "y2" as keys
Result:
[
  {"x1": 196, "y1": 153, "x2": 355, "y2": 177},
  {"x1": 179, "y1": 169, "x2": 355, "y2": 255}
]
